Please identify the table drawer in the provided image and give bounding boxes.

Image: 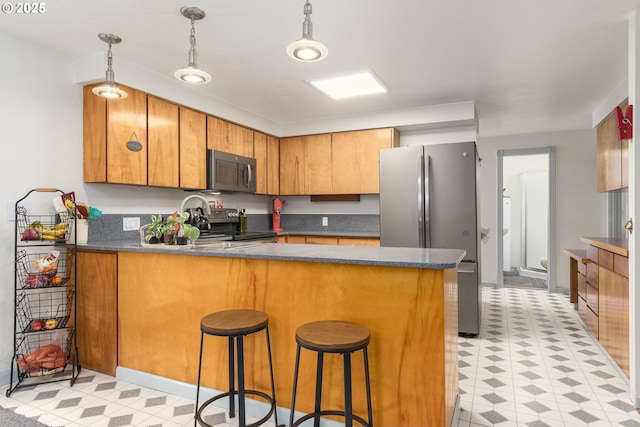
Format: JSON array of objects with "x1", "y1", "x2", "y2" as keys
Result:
[
  {"x1": 599, "y1": 249, "x2": 614, "y2": 270},
  {"x1": 586, "y1": 245, "x2": 599, "y2": 263},
  {"x1": 578, "y1": 260, "x2": 587, "y2": 276},
  {"x1": 586, "y1": 262, "x2": 598, "y2": 287},
  {"x1": 586, "y1": 283, "x2": 598, "y2": 315},
  {"x1": 614, "y1": 254, "x2": 629, "y2": 278},
  {"x1": 577, "y1": 272, "x2": 587, "y2": 299},
  {"x1": 578, "y1": 297, "x2": 598, "y2": 339}
]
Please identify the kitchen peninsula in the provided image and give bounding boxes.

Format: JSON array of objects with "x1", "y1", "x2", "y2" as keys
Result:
[{"x1": 76, "y1": 241, "x2": 464, "y2": 427}]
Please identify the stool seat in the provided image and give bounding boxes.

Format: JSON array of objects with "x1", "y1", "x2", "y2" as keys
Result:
[
  {"x1": 195, "y1": 309, "x2": 280, "y2": 427},
  {"x1": 296, "y1": 320, "x2": 370, "y2": 352},
  {"x1": 201, "y1": 309, "x2": 268, "y2": 336},
  {"x1": 290, "y1": 320, "x2": 373, "y2": 427}
]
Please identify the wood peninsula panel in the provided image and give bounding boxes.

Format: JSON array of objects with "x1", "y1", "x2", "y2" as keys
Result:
[
  {"x1": 147, "y1": 96, "x2": 179, "y2": 188},
  {"x1": 117, "y1": 252, "x2": 458, "y2": 427},
  {"x1": 76, "y1": 251, "x2": 118, "y2": 376},
  {"x1": 106, "y1": 85, "x2": 147, "y2": 185},
  {"x1": 179, "y1": 107, "x2": 207, "y2": 189}
]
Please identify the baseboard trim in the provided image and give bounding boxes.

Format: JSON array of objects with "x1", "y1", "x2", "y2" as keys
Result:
[{"x1": 116, "y1": 366, "x2": 342, "y2": 427}]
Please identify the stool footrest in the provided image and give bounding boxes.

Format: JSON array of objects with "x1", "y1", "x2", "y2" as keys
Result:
[
  {"x1": 292, "y1": 409, "x2": 371, "y2": 427},
  {"x1": 196, "y1": 390, "x2": 276, "y2": 427}
]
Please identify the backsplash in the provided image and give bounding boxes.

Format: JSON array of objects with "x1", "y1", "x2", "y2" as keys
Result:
[{"x1": 87, "y1": 214, "x2": 380, "y2": 241}]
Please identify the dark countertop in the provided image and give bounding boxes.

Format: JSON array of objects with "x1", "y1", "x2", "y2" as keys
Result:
[
  {"x1": 580, "y1": 237, "x2": 628, "y2": 257},
  {"x1": 78, "y1": 239, "x2": 465, "y2": 269}
]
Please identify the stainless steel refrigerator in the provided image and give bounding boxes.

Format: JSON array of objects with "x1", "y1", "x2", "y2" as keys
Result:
[{"x1": 379, "y1": 142, "x2": 481, "y2": 335}]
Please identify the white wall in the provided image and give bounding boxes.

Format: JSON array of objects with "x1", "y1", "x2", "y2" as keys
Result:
[
  {"x1": 0, "y1": 32, "x2": 86, "y2": 378},
  {"x1": 477, "y1": 130, "x2": 607, "y2": 288}
]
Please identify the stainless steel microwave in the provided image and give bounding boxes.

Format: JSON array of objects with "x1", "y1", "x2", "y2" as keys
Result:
[{"x1": 207, "y1": 149, "x2": 257, "y2": 193}]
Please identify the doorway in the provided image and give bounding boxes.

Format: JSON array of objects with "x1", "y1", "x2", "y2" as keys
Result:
[{"x1": 496, "y1": 147, "x2": 557, "y2": 292}]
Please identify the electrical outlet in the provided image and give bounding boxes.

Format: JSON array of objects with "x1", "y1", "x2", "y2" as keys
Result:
[
  {"x1": 123, "y1": 217, "x2": 141, "y2": 231},
  {"x1": 322, "y1": 217, "x2": 328, "y2": 227}
]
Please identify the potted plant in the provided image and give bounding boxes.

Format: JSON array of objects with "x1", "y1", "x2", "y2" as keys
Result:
[
  {"x1": 164, "y1": 212, "x2": 201, "y2": 245},
  {"x1": 144, "y1": 215, "x2": 164, "y2": 244}
]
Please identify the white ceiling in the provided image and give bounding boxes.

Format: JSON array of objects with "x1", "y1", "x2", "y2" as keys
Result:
[{"x1": 0, "y1": 0, "x2": 636, "y2": 136}]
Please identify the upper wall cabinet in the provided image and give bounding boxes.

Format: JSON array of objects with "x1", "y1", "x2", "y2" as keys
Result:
[
  {"x1": 207, "y1": 116, "x2": 254, "y2": 158},
  {"x1": 147, "y1": 96, "x2": 179, "y2": 188},
  {"x1": 254, "y1": 132, "x2": 280, "y2": 195},
  {"x1": 279, "y1": 134, "x2": 332, "y2": 195},
  {"x1": 279, "y1": 128, "x2": 399, "y2": 195},
  {"x1": 179, "y1": 107, "x2": 207, "y2": 190},
  {"x1": 332, "y1": 128, "x2": 400, "y2": 194},
  {"x1": 84, "y1": 84, "x2": 148, "y2": 185},
  {"x1": 597, "y1": 101, "x2": 628, "y2": 192}
]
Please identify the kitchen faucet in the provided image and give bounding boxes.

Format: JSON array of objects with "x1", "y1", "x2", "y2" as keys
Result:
[{"x1": 179, "y1": 194, "x2": 212, "y2": 216}]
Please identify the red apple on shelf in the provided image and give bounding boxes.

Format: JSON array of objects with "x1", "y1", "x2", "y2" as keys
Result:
[
  {"x1": 31, "y1": 319, "x2": 45, "y2": 331},
  {"x1": 44, "y1": 318, "x2": 58, "y2": 330}
]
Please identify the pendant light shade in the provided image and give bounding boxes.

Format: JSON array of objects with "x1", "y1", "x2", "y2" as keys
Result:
[
  {"x1": 175, "y1": 6, "x2": 211, "y2": 84},
  {"x1": 92, "y1": 33, "x2": 127, "y2": 99},
  {"x1": 287, "y1": 0, "x2": 328, "y2": 62}
]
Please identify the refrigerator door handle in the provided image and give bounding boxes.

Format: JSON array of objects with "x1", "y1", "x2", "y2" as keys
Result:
[
  {"x1": 417, "y1": 153, "x2": 426, "y2": 247},
  {"x1": 423, "y1": 154, "x2": 431, "y2": 248}
]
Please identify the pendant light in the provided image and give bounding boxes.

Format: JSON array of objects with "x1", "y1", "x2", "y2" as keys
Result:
[
  {"x1": 175, "y1": 6, "x2": 211, "y2": 84},
  {"x1": 287, "y1": 0, "x2": 328, "y2": 62},
  {"x1": 92, "y1": 33, "x2": 128, "y2": 99}
]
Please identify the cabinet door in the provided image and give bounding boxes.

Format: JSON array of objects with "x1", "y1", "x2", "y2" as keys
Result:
[
  {"x1": 597, "y1": 104, "x2": 628, "y2": 192},
  {"x1": 179, "y1": 107, "x2": 207, "y2": 189},
  {"x1": 599, "y1": 267, "x2": 629, "y2": 377},
  {"x1": 338, "y1": 237, "x2": 380, "y2": 246},
  {"x1": 83, "y1": 84, "x2": 107, "y2": 182},
  {"x1": 305, "y1": 236, "x2": 338, "y2": 245},
  {"x1": 279, "y1": 136, "x2": 306, "y2": 195},
  {"x1": 107, "y1": 85, "x2": 147, "y2": 185},
  {"x1": 267, "y1": 135, "x2": 280, "y2": 195},
  {"x1": 207, "y1": 116, "x2": 254, "y2": 157},
  {"x1": 254, "y1": 132, "x2": 268, "y2": 194},
  {"x1": 148, "y1": 96, "x2": 179, "y2": 188},
  {"x1": 76, "y1": 251, "x2": 118, "y2": 376},
  {"x1": 305, "y1": 134, "x2": 333, "y2": 194},
  {"x1": 332, "y1": 128, "x2": 399, "y2": 194}
]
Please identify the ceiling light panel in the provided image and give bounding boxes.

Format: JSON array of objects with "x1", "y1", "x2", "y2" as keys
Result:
[{"x1": 308, "y1": 72, "x2": 387, "y2": 100}]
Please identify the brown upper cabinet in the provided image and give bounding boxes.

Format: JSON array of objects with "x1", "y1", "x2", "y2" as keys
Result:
[
  {"x1": 179, "y1": 107, "x2": 207, "y2": 190},
  {"x1": 279, "y1": 134, "x2": 332, "y2": 195},
  {"x1": 84, "y1": 84, "x2": 148, "y2": 185},
  {"x1": 207, "y1": 116, "x2": 254, "y2": 158},
  {"x1": 147, "y1": 96, "x2": 179, "y2": 188},
  {"x1": 332, "y1": 128, "x2": 400, "y2": 194},
  {"x1": 279, "y1": 128, "x2": 399, "y2": 195},
  {"x1": 597, "y1": 101, "x2": 628, "y2": 192},
  {"x1": 254, "y1": 132, "x2": 280, "y2": 195}
]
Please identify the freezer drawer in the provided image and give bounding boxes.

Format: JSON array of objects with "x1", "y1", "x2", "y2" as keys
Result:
[{"x1": 458, "y1": 262, "x2": 480, "y2": 336}]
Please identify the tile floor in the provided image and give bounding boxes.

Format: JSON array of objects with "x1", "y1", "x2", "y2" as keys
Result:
[{"x1": 1, "y1": 286, "x2": 639, "y2": 426}]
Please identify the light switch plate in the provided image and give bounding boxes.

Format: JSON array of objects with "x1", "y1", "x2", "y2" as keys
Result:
[
  {"x1": 322, "y1": 217, "x2": 328, "y2": 227},
  {"x1": 123, "y1": 217, "x2": 141, "y2": 231}
]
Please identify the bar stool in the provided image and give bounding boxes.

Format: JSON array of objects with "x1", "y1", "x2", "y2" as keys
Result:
[
  {"x1": 289, "y1": 320, "x2": 373, "y2": 427},
  {"x1": 194, "y1": 309, "x2": 281, "y2": 427}
]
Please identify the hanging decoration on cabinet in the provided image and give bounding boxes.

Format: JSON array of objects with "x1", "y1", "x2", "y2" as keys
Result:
[
  {"x1": 126, "y1": 132, "x2": 143, "y2": 152},
  {"x1": 615, "y1": 104, "x2": 633, "y2": 140}
]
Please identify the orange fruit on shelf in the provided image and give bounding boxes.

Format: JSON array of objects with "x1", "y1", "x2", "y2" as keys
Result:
[{"x1": 51, "y1": 276, "x2": 63, "y2": 286}]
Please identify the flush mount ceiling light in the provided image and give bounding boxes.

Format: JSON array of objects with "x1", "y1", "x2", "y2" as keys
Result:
[
  {"x1": 175, "y1": 6, "x2": 211, "y2": 84},
  {"x1": 308, "y1": 71, "x2": 387, "y2": 100},
  {"x1": 92, "y1": 33, "x2": 128, "y2": 99},
  {"x1": 287, "y1": 0, "x2": 328, "y2": 62}
]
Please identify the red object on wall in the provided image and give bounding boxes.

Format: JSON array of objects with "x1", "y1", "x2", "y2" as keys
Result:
[{"x1": 615, "y1": 104, "x2": 633, "y2": 140}]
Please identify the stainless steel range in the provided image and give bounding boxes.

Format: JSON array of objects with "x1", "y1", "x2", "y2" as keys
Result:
[{"x1": 194, "y1": 208, "x2": 278, "y2": 242}]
